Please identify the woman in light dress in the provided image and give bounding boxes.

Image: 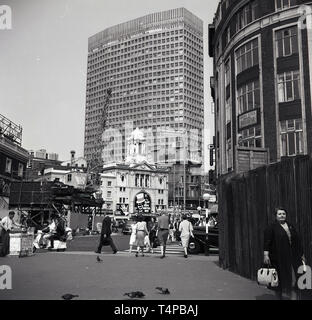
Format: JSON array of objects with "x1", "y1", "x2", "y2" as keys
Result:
[
  {"x1": 135, "y1": 215, "x2": 148, "y2": 257},
  {"x1": 129, "y1": 222, "x2": 137, "y2": 254}
]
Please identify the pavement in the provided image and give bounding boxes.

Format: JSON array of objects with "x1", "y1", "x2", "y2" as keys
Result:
[{"x1": 0, "y1": 244, "x2": 277, "y2": 300}]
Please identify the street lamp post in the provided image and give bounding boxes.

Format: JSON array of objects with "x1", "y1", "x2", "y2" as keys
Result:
[
  {"x1": 183, "y1": 143, "x2": 186, "y2": 215},
  {"x1": 198, "y1": 181, "x2": 201, "y2": 207},
  {"x1": 173, "y1": 164, "x2": 175, "y2": 215},
  {"x1": 183, "y1": 130, "x2": 187, "y2": 216}
]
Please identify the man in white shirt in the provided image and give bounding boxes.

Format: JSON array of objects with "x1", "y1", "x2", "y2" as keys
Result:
[
  {"x1": 0, "y1": 211, "x2": 21, "y2": 256},
  {"x1": 179, "y1": 215, "x2": 194, "y2": 258},
  {"x1": 42, "y1": 217, "x2": 58, "y2": 249}
]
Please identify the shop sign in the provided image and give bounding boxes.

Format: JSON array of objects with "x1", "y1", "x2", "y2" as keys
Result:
[
  {"x1": 239, "y1": 110, "x2": 258, "y2": 130},
  {"x1": 116, "y1": 203, "x2": 129, "y2": 215}
]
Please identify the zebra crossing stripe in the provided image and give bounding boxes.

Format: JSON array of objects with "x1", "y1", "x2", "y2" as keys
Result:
[
  {"x1": 122, "y1": 243, "x2": 219, "y2": 255},
  {"x1": 123, "y1": 244, "x2": 185, "y2": 255}
]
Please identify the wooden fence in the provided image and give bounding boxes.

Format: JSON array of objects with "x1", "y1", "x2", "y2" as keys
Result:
[{"x1": 218, "y1": 155, "x2": 312, "y2": 298}]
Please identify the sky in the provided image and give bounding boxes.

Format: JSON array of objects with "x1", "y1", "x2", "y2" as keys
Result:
[{"x1": 0, "y1": 0, "x2": 219, "y2": 170}]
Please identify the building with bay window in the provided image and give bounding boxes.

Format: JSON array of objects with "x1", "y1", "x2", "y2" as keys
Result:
[{"x1": 209, "y1": 0, "x2": 312, "y2": 175}]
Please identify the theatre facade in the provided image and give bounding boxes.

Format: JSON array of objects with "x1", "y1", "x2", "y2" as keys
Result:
[{"x1": 99, "y1": 128, "x2": 169, "y2": 215}]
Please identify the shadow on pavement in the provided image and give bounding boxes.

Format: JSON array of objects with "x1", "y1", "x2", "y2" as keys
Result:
[
  {"x1": 255, "y1": 293, "x2": 277, "y2": 300},
  {"x1": 212, "y1": 260, "x2": 220, "y2": 267}
]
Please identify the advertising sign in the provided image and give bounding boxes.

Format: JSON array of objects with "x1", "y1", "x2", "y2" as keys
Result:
[
  {"x1": 134, "y1": 192, "x2": 151, "y2": 214},
  {"x1": 238, "y1": 110, "x2": 258, "y2": 130},
  {"x1": 116, "y1": 203, "x2": 129, "y2": 215}
]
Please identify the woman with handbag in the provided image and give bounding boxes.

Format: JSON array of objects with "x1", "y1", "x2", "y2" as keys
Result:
[{"x1": 263, "y1": 207, "x2": 305, "y2": 300}]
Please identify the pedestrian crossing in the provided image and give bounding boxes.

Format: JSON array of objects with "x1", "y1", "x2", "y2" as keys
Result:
[
  {"x1": 123, "y1": 242, "x2": 184, "y2": 255},
  {"x1": 123, "y1": 242, "x2": 219, "y2": 255},
  {"x1": 123, "y1": 243, "x2": 219, "y2": 255}
]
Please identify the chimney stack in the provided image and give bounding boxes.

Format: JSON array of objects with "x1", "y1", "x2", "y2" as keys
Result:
[{"x1": 70, "y1": 150, "x2": 75, "y2": 166}]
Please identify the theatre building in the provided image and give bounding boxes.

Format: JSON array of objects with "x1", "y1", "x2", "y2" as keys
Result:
[
  {"x1": 209, "y1": 0, "x2": 312, "y2": 175},
  {"x1": 100, "y1": 128, "x2": 169, "y2": 215}
]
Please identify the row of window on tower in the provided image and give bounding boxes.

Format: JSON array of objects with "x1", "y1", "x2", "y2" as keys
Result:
[
  {"x1": 88, "y1": 28, "x2": 201, "y2": 58},
  {"x1": 216, "y1": 0, "x2": 296, "y2": 56}
]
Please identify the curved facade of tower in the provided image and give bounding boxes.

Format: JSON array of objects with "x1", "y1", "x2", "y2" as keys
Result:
[
  {"x1": 84, "y1": 8, "x2": 204, "y2": 166},
  {"x1": 209, "y1": 0, "x2": 312, "y2": 175}
]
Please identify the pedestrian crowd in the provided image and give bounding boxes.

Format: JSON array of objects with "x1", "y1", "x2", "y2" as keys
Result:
[
  {"x1": 94, "y1": 211, "x2": 201, "y2": 259},
  {"x1": 1, "y1": 206, "x2": 309, "y2": 300},
  {"x1": 125, "y1": 211, "x2": 197, "y2": 259},
  {"x1": 0, "y1": 209, "x2": 215, "y2": 259}
]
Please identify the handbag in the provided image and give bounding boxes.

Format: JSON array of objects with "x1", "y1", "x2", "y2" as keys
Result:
[
  {"x1": 144, "y1": 235, "x2": 150, "y2": 246},
  {"x1": 101, "y1": 235, "x2": 110, "y2": 246},
  {"x1": 257, "y1": 265, "x2": 279, "y2": 288}
]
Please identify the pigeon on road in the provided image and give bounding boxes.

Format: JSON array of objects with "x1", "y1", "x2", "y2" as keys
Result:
[
  {"x1": 61, "y1": 294, "x2": 79, "y2": 300},
  {"x1": 156, "y1": 287, "x2": 170, "y2": 294},
  {"x1": 96, "y1": 256, "x2": 103, "y2": 262},
  {"x1": 124, "y1": 291, "x2": 145, "y2": 299}
]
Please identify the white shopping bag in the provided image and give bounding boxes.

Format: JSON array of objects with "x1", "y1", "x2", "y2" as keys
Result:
[
  {"x1": 144, "y1": 235, "x2": 150, "y2": 246},
  {"x1": 257, "y1": 267, "x2": 279, "y2": 287}
]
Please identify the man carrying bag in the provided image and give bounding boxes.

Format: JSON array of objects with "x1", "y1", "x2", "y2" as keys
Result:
[
  {"x1": 95, "y1": 215, "x2": 117, "y2": 254},
  {"x1": 257, "y1": 263, "x2": 279, "y2": 288}
]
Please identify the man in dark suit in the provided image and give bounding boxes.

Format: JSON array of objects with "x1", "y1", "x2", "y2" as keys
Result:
[{"x1": 95, "y1": 215, "x2": 117, "y2": 254}]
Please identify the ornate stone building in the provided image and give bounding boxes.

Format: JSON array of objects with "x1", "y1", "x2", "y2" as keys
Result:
[{"x1": 100, "y1": 128, "x2": 168, "y2": 214}]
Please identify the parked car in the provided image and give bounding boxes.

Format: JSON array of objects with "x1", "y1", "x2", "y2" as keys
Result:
[
  {"x1": 115, "y1": 219, "x2": 128, "y2": 229},
  {"x1": 188, "y1": 214, "x2": 218, "y2": 254},
  {"x1": 122, "y1": 220, "x2": 137, "y2": 235},
  {"x1": 90, "y1": 230, "x2": 100, "y2": 235}
]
